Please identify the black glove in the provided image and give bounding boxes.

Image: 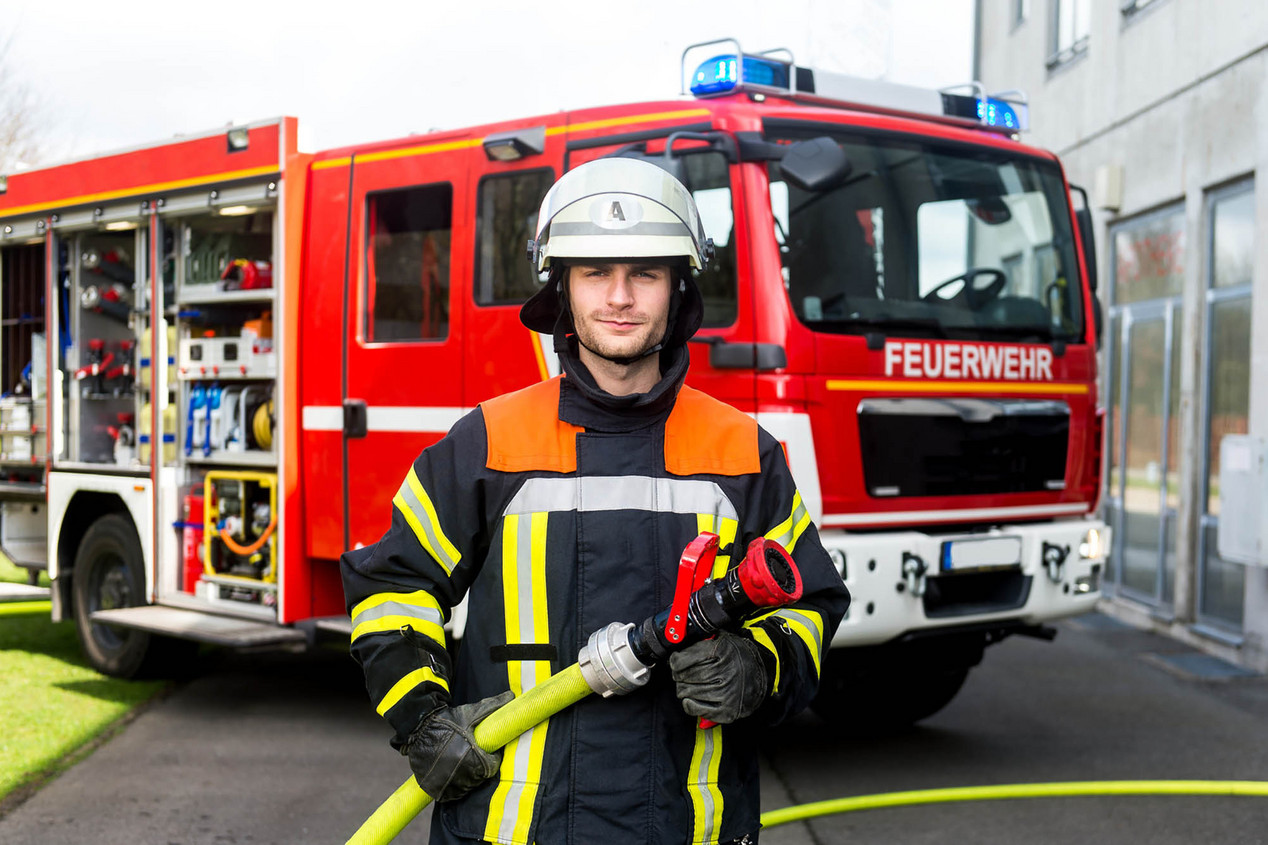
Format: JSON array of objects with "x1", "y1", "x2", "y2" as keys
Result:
[
  {"x1": 404, "y1": 690, "x2": 514, "y2": 802},
  {"x1": 669, "y1": 631, "x2": 769, "y2": 724}
]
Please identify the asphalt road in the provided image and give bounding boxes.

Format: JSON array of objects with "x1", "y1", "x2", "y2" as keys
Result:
[{"x1": 0, "y1": 613, "x2": 1265, "y2": 845}]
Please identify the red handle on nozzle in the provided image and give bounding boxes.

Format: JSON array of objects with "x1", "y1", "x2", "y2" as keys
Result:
[{"x1": 665, "y1": 532, "x2": 719, "y2": 644}]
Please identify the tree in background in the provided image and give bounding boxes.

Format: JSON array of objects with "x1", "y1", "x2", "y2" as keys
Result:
[{"x1": 0, "y1": 30, "x2": 44, "y2": 172}]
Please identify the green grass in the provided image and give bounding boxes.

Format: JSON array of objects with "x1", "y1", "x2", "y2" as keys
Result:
[
  {"x1": 0, "y1": 553, "x2": 48, "y2": 588},
  {"x1": 0, "y1": 599, "x2": 166, "y2": 805}
]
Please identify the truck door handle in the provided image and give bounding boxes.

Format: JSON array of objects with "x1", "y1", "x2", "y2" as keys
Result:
[
  {"x1": 694, "y1": 340, "x2": 787, "y2": 371},
  {"x1": 343, "y1": 399, "x2": 368, "y2": 439}
]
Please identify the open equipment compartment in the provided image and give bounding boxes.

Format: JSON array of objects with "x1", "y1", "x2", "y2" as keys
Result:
[
  {"x1": 170, "y1": 200, "x2": 278, "y2": 616},
  {"x1": 0, "y1": 239, "x2": 49, "y2": 580}
]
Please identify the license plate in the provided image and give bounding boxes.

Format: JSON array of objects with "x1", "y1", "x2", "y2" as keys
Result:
[{"x1": 940, "y1": 536, "x2": 1023, "y2": 572}]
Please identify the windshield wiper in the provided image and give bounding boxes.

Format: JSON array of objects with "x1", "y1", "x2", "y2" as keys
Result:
[
  {"x1": 971, "y1": 324, "x2": 1061, "y2": 342},
  {"x1": 811, "y1": 315, "x2": 951, "y2": 339}
]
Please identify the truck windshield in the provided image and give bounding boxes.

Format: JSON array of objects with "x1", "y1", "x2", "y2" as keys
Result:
[{"x1": 767, "y1": 126, "x2": 1084, "y2": 342}]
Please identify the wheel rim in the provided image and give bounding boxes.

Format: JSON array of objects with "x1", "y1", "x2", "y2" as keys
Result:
[{"x1": 88, "y1": 551, "x2": 133, "y2": 652}]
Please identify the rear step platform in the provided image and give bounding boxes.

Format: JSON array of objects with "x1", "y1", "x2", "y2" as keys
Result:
[
  {"x1": 91, "y1": 606, "x2": 307, "y2": 648},
  {"x1": 0, "y1": 582, "x2": 50, "y2": 602}
]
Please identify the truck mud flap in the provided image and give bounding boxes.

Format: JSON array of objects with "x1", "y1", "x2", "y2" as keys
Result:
[{"x1": 90, "y1": 606, "x2": 306, "y2": 648}]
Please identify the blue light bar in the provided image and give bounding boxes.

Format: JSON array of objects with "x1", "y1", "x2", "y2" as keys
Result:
[
  {"x1": 976, "y1": 96, "x2": 1028, "y2": 131},
  {"x1": 690, "y1": 54, "x2": 791, "y2": 97}
]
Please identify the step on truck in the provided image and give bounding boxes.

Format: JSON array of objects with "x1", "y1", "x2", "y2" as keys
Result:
[{"x1": 0, "y1": 39, "x2": 1108, "y2": 726}]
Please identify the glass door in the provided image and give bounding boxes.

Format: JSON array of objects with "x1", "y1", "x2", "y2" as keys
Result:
[
  {"x1": 1105, "y1": 206, "x2": 1186, "y2": 610},
  {"x1": 1112, "y1": 302, "x2": 1180, "y2": 605}
]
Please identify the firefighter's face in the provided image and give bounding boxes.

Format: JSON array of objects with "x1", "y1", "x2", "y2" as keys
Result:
[{"x1": 567, "y1": 262, "x2": 672, "y2": 362}]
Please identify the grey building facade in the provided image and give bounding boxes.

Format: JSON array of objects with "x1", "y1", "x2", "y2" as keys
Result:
[{"x1": 976, "y1": 0, "x2": 1268, "y2": 672}]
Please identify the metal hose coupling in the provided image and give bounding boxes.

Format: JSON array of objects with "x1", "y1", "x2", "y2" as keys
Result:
[{"x1": 577, "y1": 622, "x2": 651, "y2": 698}]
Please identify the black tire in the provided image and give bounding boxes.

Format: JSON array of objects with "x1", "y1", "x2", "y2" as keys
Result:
[
  {"x1": 72, "y1": 513, "x2": 193, "y2": 678},
  {"x1": 811, "y1": 649, "x2": 972, "y2": 732}
]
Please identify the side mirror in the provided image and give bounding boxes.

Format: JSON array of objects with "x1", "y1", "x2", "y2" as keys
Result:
[{"x1": 779, "y1": 137, "x2": 851, "y2": 193}]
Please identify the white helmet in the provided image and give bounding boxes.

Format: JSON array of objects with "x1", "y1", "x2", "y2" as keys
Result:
[
  {"x1": 521, "y1": 157, "x2": 713, "y2": 350},
  {"x1": 527, "y1": 157, "x2": 713, "y2": 272}
]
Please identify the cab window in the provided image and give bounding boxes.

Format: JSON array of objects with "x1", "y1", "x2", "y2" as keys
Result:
[
  {"x1": 475, "y1": 168, "x2": 554, "y2": 305},
  {"x1": 681, "y1": 151, "x2": 737, "y2": 327},
  {"x1": 365, "y1": 183, "x2": 452, "y2": 342}
]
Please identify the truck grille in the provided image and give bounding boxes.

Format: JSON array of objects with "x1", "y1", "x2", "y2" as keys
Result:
[{"x1": 857, "y1": 398, "x2": 1069, "y2": 498}]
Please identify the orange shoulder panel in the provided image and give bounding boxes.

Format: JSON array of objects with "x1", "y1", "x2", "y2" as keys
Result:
[
  {"x1": 481, "y1": 377, "x2": 581, "y2": 473},
  {"x1": 664, "y1": 386, "x2": 760, "y2": 477}
]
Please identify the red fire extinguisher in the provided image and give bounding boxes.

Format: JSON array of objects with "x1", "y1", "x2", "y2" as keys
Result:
[{"x1": 182, "y1": 493, "x2": 205, "y2": 593}]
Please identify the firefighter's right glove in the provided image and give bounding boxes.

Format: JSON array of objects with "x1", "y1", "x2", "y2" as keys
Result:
[
  {"x1": 403, "y1": 690, "x2": 514, "y2": 802},
  {"x1": 669, "y1": 631, "x2": 769, "y2": 724}
]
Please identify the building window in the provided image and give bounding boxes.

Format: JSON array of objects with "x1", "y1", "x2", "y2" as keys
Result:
[
  {"x1": 1048, "y1": 0, "x2": 1091, "y2": 68},
  {"x1": 365, "y1": 183, "x2": 452, "y2": 342},
  {"x1": 475, "y1": 168, "x2": 554, "y2": 305},
  {"x1": 1198, "y1": 182, "x2": 1254, "y2": 630},
  {"x1": 1013, "y1": 0, "x2": 1030, "y2": 27}
]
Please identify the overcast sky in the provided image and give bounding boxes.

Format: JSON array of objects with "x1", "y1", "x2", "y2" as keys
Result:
[{"x1": 5, "y1": 0, "x2": 974, "y2": 165}]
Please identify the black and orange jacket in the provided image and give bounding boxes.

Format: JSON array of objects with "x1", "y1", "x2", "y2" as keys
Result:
[{"x1": 341, "y1": 347, "x2": 850, "y2": 845}]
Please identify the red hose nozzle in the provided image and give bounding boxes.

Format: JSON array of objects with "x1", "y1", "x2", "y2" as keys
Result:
[{"x1": 735, "y1": 537, "x2": 802, "y2": 607}]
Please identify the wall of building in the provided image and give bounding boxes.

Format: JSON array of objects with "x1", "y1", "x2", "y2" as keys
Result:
[{"x1": 977, "y1": 0, "x2": 1268, "y2": 671}]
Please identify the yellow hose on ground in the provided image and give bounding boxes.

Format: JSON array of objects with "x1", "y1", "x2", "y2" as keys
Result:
[
  {"x1": 346, "y1": 663, "x2": 594, "y2": 845},
  {"x1": 760, "y1": 779, "x2": 1268, "y2": 827}
]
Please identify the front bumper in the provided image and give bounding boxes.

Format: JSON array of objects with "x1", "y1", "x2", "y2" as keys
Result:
[{"x1": 824, "y1": 517, "x2": 1109, "y2": 648}]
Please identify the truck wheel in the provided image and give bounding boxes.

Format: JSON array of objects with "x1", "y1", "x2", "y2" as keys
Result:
[
  {"x1": 72, "y1": 513, "x2": 190, "y2": 678},
  {"x1": 811, "y1": 651, "x2": 971, "y2": 731}
]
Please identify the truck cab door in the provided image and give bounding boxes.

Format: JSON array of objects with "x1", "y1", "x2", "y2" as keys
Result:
[
  {"x1": 343, "y1": 141, "x2": 472, "y2": 550},
  {"x1": 461, "y1": 155, "x2": 558, "y2": 406}
]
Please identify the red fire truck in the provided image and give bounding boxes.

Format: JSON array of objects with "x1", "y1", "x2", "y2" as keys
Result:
[{"x1": 0, "y1": 41, "x2": 1107, "y2": 726}]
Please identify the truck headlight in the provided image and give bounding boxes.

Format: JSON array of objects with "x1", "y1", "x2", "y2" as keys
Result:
[{"x1": 1079, "y1": 528, "x2": 1104, "y2": 560}]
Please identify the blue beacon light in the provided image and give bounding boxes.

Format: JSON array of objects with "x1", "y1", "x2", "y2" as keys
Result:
[
  {"x1": 977, "y1": 97, "x2": 1021, "y2": 130},
  {"x1": 690, "y1": 54, "x2": 791, "y2": 97}
]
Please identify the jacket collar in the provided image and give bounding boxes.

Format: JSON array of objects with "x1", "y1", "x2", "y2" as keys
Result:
[{"x1": 557, "y1": 340, "x2": 689, "y2": 433}]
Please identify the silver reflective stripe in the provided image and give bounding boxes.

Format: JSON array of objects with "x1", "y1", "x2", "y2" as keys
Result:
[
  {"x1": 775, "y1": 608, "x2": 823, "y2": 655},
  {"x1": 353, "y1": 602, "x2": 443, "y2": 628},
  {"x1": 768, "y1": 496, "x2": 809, "y2": 550},
  {"x1": 548, "y1": 221, "x2": 691, "y2": 238},
  {"x1": 506, "y1": 476, "x2": 738, "y2": 520},
  {"x1": 696, "y1": 728, "x2": 719, "y2": 844},
  {"x1": 396, "y1": 475, "x2": 460, "y2": 574}
]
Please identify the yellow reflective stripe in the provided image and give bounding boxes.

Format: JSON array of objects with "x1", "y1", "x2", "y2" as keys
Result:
[
  {"x1": 351, "y1": 614, "x2": 445, "y2": 644},
  {"x1": 689, "y1": 725, "x2": 725, "y2": 845},
  {"x1": 776, "y1": 609, "x2": 825, "y2": 677},
  {"x1": 696, "y1": 514, "x2": 739, "y2": 579},
  {"x1": 375, "y1": 666, "x2": 448, "y2": 717},
  {"x1": 392, "y1": 467, "x2": 461, "y2": 576},
  {"x1": 485, "y1": 512, "x2": 551, "y2": 844},
  {"x1": 350, "y1": 589, "x2": 443, "y2": 620},
  {"x1": 766, "y1": 490, "x2": 810, "y2": 553},
  {"x1": 744, "y1": 607, "x2": 826, "y2": 678},
  {"x1": 747, "y1": 626, "x2": 781, "y2": 695},
  {"x1": 350, "y1": 590, "x2": 446, "y2": 645}
]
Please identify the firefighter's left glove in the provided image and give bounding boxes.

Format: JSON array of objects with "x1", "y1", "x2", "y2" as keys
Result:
[
  {"x1": 404, "y1": 690, "x2": 515, "y2": 802},
  {"x1": 669, "y1": 631, "x2": 768, "y2": 724}
]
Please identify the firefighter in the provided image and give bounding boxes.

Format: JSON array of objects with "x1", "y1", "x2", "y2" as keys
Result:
[{"x1": 341, "y1": 157, "x2": 849, "y2": 844}]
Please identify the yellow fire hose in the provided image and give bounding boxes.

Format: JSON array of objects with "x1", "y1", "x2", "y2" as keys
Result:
[
  {"x1": 760, "y1": 779, "x2": 1268, "y2": 827},
  {"x1": 346, "y1": 664, "x2": 593, "y2": 845}
]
